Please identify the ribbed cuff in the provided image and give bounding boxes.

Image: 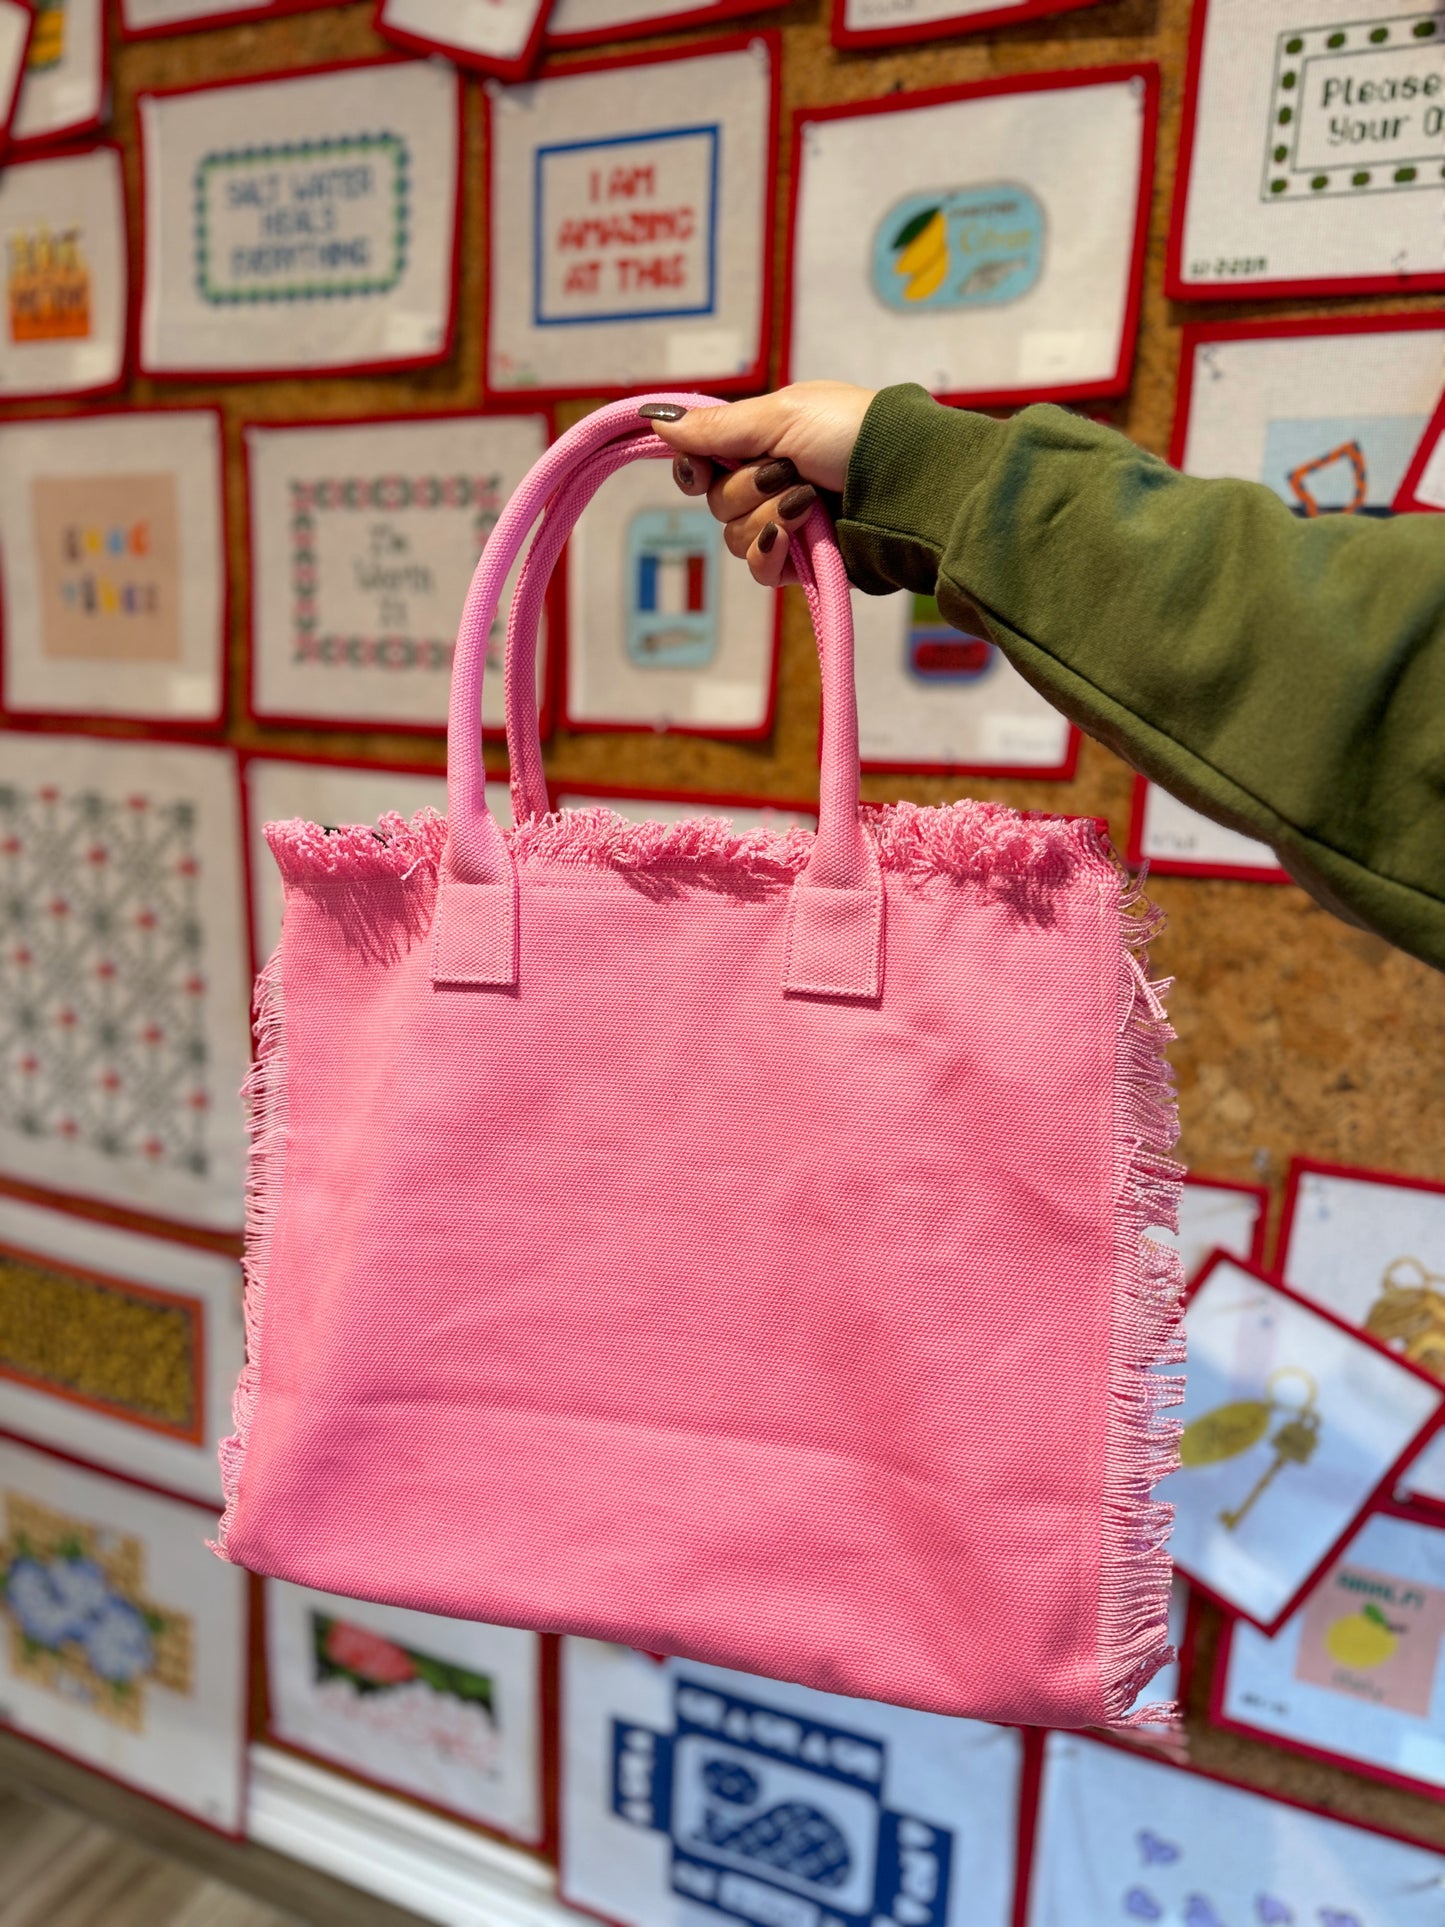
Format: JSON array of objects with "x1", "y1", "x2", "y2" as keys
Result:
[{"x1": 836, "y1": 384, "x2": 1004, "y2": 598}]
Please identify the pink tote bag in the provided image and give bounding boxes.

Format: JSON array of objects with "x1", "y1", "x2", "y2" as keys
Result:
[{"x1": 218, "y1": 396, "x2": 1185, "y2": 1731}]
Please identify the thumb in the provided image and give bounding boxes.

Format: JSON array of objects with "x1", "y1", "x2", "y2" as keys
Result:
[{"x1": 640, "y1": 396, "x2": 790, "y2": 463}]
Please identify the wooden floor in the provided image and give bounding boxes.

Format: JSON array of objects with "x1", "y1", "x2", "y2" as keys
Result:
[{"x1": 0, "y1": 1788, "x2": 299, "y2": 1927}]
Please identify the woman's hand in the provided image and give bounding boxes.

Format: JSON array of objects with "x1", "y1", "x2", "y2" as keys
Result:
[{"x1": 639, "y1": 381, "x2": 875, "y2": 587}]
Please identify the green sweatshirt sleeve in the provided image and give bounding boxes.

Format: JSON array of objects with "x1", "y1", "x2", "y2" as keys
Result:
[{"x1": 836, "y1": 384, "x2": 1445, "y2": 973}]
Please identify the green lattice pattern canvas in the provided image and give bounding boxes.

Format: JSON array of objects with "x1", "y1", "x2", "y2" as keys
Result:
[{"x1": 0, "y1": 785, "x2": 211, "y2": 1175}]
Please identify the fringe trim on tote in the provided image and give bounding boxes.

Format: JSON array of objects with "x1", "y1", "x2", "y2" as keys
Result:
[
  {"x1": 263, "y1": 798, "x2": 1102, "y2": 894},
  {"x1": 1096, "y1": 871, "x2": 1186, "y2": 1733},
  {"x1": 211, "y1": 945, "x2": 288, "y2": 1559}
]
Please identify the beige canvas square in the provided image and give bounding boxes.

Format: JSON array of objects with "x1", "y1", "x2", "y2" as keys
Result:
[{"x1": 32, "y1": 473, "x2": 181, "y2": 662}]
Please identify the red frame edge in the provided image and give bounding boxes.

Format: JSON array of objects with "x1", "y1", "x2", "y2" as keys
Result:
[
  {"x1": 1393, "y1": 390, "x2": 1445, "y2": 513},
  {"x1": 1125, "y1": 772, "x2": 1292, "y2": 887}
]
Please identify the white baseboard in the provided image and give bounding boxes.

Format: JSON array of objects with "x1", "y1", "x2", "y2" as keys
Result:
[{"x1": 246, "y1": 1745, "x2": 585, "y2": 1927}]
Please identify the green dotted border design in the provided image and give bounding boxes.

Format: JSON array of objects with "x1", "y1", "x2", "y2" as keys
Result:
[
  {"x1": 194, "y1": 134, "x2": 410, "y2": 306},
  {"x1": 288, "y1": 472, "x2": 501, "y2": 668},
  {"x1": 1261, "y1": 11, "x2": 1443, "y2": 201}
]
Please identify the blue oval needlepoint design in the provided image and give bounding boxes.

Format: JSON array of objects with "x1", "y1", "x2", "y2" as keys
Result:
[{"x1": 871, "y1": 183, "x2": 1045, "y2": 313}]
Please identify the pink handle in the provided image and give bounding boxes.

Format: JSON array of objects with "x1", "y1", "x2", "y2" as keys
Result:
[{"x1": 432, "y1": 395, "x2": 883, "y2": 1001}]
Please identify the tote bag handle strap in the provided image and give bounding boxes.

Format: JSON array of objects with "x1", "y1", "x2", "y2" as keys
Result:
[{"x1": 435, "y1": 394, "x2": 884, "y2": 1003}]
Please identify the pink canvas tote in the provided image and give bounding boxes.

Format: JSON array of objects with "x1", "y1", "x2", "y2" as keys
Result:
[{"x1": 217, "y1": 396, "x2": 1185, "y2": 1731}]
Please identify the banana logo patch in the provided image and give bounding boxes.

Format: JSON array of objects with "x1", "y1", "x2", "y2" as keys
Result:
[{"x1": 872, "y1": 185, "x2": 1045, "y2": 313}]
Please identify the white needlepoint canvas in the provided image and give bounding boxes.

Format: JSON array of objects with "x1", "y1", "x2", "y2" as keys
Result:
[
  {"x1": 787, "y1": 70, "x2": 1151, "y2": 403},
  {"x1": 556, "y1": 792, "x2": 815, "y2": 831},
  {"x1": 0, "y1": 734, "x2": 250, "y2": 1232},
  {"x1": 565, "y1": 460, "x2": 778, "y2": 734},
  {"x1": 0, "y1": 1, "x2": 30, "y2": 144},
  {"x1": 1178, "y1": 321, "x2": 1445, "y2": 511},
  {"x1": 1156, "y1": 1255, "x2": 1443, "y2": 1632},
  {"x1": 1132, "y1": 783, "x2": 1287, "y2": 881},
  {"x1": 1282, "y1": 1165, "x2": 1445, "y2": 1509},
  {"x1": 547, "y1": 0, "x2": 771, "y2": 41},
  {"x1": 837, "y1": 0, "x2": 1097, "y2": 44},
  {"x1": 486, "y1": 38, "x2": 774, "y2": 398},
  {"x1": 122, "y1": 0, "x2": 337, "y2": 28},
  {"x1": 378, "y1": 0, "x2": 550, "y2": 77},
  {"x1": 1173, "y1": 0, "x2": 1445, "y2": 297},
  {"x1": 561, "y1": 1637, "x2": 1022, "y2": 1927},
  {"x1": 243, "y1": 757, "x2": 513, "y2": 967},
  {"x1": 0, "y1": 147, "x2": 126, "y2": 400},
  {"x1": 0, "y1": 1436, "x2": 247, "y2": 1832},
  {"x1": 266, "y1": 1581, "x2": 542, "y2": 1842},
  {"x1": 1222, "y1": 1508, "x2": 1445, "y2": 1793},
  {"x1": 1030, "y1": 1733, "x2": 1445, "y2": 1926},
  {"x1": 247, "y1": 414, "x2": 549, "y2": 732},
  {"x1": 0, "y1": 1193, "x2": 241, "y2": 1504},
  {"x1": 10, "y1": 0, "x2": 103, "y2": 148},
  {"x1": 0, "y1": 412, "x2": 225, "y2": 724},
  {"x1": 139, "y1": 60, "x2": 460, "y2": 378},
  {"x1": 850, "y1": 589, "x2": 1072, "y2": 774},
  {"x1": 1152, "y1": 1176, "x2": 1267, "y2": 1285}
]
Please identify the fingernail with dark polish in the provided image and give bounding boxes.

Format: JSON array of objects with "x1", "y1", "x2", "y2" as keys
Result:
[
  {"x1": 777, "y1": 483, "x2": 816, "y2": 521},
  {"x1": 639, "y1": 403, "x2": 687, "y2": 422},
  {"x1": 752, "y1": 457, "x2": 799, "y2": 495},
  {"x1": 674, "y1": 456, "x2": 695, "y2": 488},
  {"x1": 757, "y1": 521, "x2": 780, "y2": 555}
]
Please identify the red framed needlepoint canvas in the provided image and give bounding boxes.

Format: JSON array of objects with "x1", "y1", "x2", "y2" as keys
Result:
[
  {"x1": 1279, "y1": 1158, "x2": 1445, "y2": 1513},
  {"x1": 375, "y1": 0, "x2": 554, "y2": 83},
  {"x1": 0, "y1": 144, "x2": 127, "y2": 402},
  {"x1": 832, "y1": 0, "x2": 1103, "y2": 52},
  {"x1": 784, "y1": 66, "x2": 1157, "y2": 408},
  {"x1": 1145, "y1": 311, "x2": 1445, "y2": 882},
  {"x1": 1216, "y1": 1501, "x2": 1445, "y2": 1800},
  {"x1": 560, "y1": 1636, "x2": 1025, "y2": 1927},
  {"x1": 0, "y1": 1433, "x2": 249, "y2": 1835},
  {"x1": 265, "y1": 1580, "x2": 544, "y2": 1845},
  {"x1": 137, "y1": 58, "x2": 463, "y2": 382},
  {"x1": 9, "y1": 0, "x2": 105, "y2": 152},
  {"x1": 120, "y1": 0, "x2": 343, "y2": 35},
  {"x1": 0, "y1": 733, "x2": 250, "y2": 1233},
  {"x1": 545, "y1": 0, "x2": 782, "y2": 49},
  {"x1": 484, "y1": 35, "x2": 779, "y2": 403},
  {"x1": 1394, "y1": 392, "x2": 1445, "y2": 511},
  {"x1": 1126, "y1": 775, "x2": 1291, "y2": 885},
  {"x1": 1169, "y1": 1173, "x2": 1270, "y2": 1283},
  {"x1": 245, "y1": 411, "x2": 551, "y2": 738},
  {"x1": 0, "y1": 1189, "x2": 242, "y2": 1504},
  {"x1": 0, "y1": 409, "x2": 227, "y2": 729},
  {"x1": 1169, "y1": 0, "x2": 1445, "y2": 301},
  {"x1": 1156, "y1": 1252, "x2": 1445, "y2": 1635},
  {"x1": 561, "y1": 455, "x2": 780, "y2": 739},
  {"x1": 0, "y1": 0, "x2": 33, "y2": 150},
  {"x1": 1027, "y1": 1732, "x2": 1445, "y2": 1925},
  {"x1": 851, "y1": 588, "x2": 1077, "y2": 778}
]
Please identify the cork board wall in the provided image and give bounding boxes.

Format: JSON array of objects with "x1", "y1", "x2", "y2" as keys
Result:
[{"x1": 6, "y1": 0, "x2": 1444, "y2": 1852}]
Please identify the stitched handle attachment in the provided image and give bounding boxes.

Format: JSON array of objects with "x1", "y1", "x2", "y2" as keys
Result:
[{"x1": 434, "y1": 394, "x2": 884, "y2": 1001}]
